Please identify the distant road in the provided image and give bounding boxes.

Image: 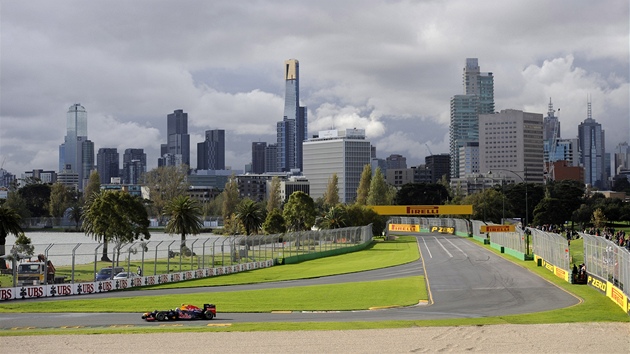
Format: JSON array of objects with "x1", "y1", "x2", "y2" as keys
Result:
[{"x1": 1, "y1": 233, "x2": 579, "y2": 328}]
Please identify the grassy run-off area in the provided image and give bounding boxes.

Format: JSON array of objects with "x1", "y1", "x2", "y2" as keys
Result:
[
  {"x1": 0, "y1": 236, "x2": 424, "y2": 313},
  {"x1": 1, "y1": 234, "x2": 629, "y2": 335}
]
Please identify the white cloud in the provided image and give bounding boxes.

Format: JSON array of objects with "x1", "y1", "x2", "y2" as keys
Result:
[{"x1": 0, "y1": 0, "x2": 627, "y2": 175}]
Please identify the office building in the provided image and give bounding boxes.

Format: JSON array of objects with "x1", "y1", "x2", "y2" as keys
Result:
[
  {"x1": 386, "y1": 168, "x2": 414, "y2": 187},
  {"x1": 479, "y1": 109, "x2": 544, "y2": 184},
  {"x1": 613, "y1": 142, "x2": 630, "y2": 176},
  {"x1": 449, "y1": 59, "x2": 494, "y2": 179},
  {"x1": 277, "y1": 59, "x2": 307, "y2": 172},
  {"x1": 58, "y1": 103, "x2": 94, "y2": 190},
  {"x1": 426, "y1": 154, "x2": 451, "y2": 183},
  {"x1": 122, "y1": 148, "x2": 146, "y2": 185},
  {"x1": 159, "y1": 109, "x2": 190, "y2": 168},
  {"x1": 458, "y1": 142, "x2": 479, "y2": 178},
  {"x1": 197, "y1": 129, "x2": 225, "y2": 170},
  {"x1": 96, "y1": 148, "x2": 119, "y2": 184},
  {"x1": 386, "y1": 154, "x2": 407, "y2": 170},
  {"x1": 265, "y1": 143, "x2": 278, "y2": 173},
  {"x1": 251, "y1": 142, "x2": 267, "y2": 174},
  {"x1": 578, "y1": 100, "x2": 607, "y2": 189},
  {"x1": 303, "y1": 129, "x2": 371, "y2": 203}
]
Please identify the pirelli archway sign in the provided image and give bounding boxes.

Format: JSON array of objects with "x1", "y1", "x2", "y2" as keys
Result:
[{"x1": 370, "y1": 205, "x2": 473, "y2": 216}]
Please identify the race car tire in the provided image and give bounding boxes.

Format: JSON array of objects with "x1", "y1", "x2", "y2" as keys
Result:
[
  {"x1": 204, "y1": 311, "x2": 214, "y2": 320},
  {"x1": 156, "y1": 312, "x2": 167, "y2": 321}
]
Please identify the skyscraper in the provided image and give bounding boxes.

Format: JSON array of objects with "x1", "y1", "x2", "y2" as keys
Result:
[
  {"x1": 123, "y1": 148, "x2": 146, "y2": 184},
  {"x1": 578, "y1": 100, "x2": 606, "y2": 189},
  {"x1": 96, "y1": 148, "x2": 119, "y2": 184},
  {"x1": 543, "y1": 98, "x2": 561, "y2": 170},
  {"x1": 265, "y1": 143, "x2": 278, "y2": 173},
  {"x1": 197, "y1": 129, "x2": 225, "y2": 170},
  {"x1": 277, "y1": 59, "x2": 307, "y2": 172},
  {"x1": 449, "y1": 59, "x2": 494, "y2": 178},
  {"x1": 59, "y1": 103, "x2": 94, "y2": 190},
  {"x1": 251, "y1": 142, "x2": 267, "y2": 174},
  {"x1": 159, "y1": 109, "x2": 190, "y2": 168}
]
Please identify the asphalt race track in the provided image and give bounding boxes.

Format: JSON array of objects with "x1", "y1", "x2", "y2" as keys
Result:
[{"x1": 0, "y1": 233, "x2": 580, "y2": 329}]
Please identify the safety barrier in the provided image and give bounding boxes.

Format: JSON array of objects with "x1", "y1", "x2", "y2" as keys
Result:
[
  {"x1": 578, "y1": 232, "x2": 630, "y2": 313},
  {"x1": 0, "y1": 260, "x2": 274, "y2": 301}
]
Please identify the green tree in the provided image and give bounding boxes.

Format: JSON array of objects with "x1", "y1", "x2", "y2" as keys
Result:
[
  {"x1": 320, "y1": 205, "x2": 347, "y2": 229},
  {"x1": 345, "y1": 204, "x2": 386, "y2": 236},
  {"x1": 266, "y1": 176, "x2": 282, "y2": 213},
  {"x1": 323, "y1": 173, "x2": 340, "y2": 208},
  {"x1": 49, "y1": 182, "x2": 72, "y2": 218},
  {"x1": 367, "y1": 167, "x2": 389, "y2": 205},
  {"x1": 3, "y1": 190, "x2": 30, "y2": 219},
  {"x1": 0, "y1": 206, "x2": 23, "y2": 269},
  {"x1": 262, "y1": 209, "x2": 286, "y2": 234},
  {"x1": 164, "y1": 195, "x2": 203, "y2": 252},
  {"x1": 68, "y1": 203, "x2": 82, "y2": 230},
  {"x1": 460, "y1": 188, "x2": 504, "y2": 223},
  {"x1": 394, "y1": 183, "x2": 449, "y2": 205},
  {"x1": 532, "y1": 197, "x2": 565, "y2": 226},
  {"x1": 82, "y1": 191, "x2": 151, "y2": 262},
  {"x1": 142, "y1": 165, "x2": 190, "y2": 225},
  {"x1": 19, "y1": 182, "x2": 51, "y2": 217},
  {"x1": 283, "y1": 191, "x2": 316, "y2": 231},
  {"x1": 83, "y1": 170, "x2": 101, "y2": 203},
  {"x1": 235, "y1": 199, "x2": 264, "y2": 235},
  {"x1": 14, "y1": 233, "x2": 35, "y2": 259},
  {"x1": 355, "y1": 164, "x2": 372, "y2": 205},
  {"x1": 221, "y1": 176, "x2": 240, "y2": 221},
  {"x1": 591, "y1": 208, "x2": 607, "y2": 229}
]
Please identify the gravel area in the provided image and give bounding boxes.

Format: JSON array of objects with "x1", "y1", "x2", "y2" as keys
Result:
[{"x1": 2, "y1": 323, "x2": 629, "y2": 353}]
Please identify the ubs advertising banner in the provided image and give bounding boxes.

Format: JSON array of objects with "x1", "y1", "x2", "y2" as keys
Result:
[{"x1": 0, "y1": 260, "x2": 274, "y2": 301}]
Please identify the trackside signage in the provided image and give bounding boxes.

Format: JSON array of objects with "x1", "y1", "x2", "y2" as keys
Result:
[
  {"x1": 534, "y1": 256, "x2": 569, "y2": 282},
  {"x1": 388, "y1": 224, "x2": 420, "y2": 232},
  {"x1": 588, "y1": 273, "x2": 629, "y2": 314},
  {"x1": 0, "y1": 259, "x2": 274, "y2": 301},
  {"x1": 370, "y1": 205, "x2": 473, "y2": 216},
  {"x1": 480, "y1": 225, "x2": 516, "y2": 233}
]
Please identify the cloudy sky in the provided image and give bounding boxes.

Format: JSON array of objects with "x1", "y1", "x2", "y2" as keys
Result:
[{"x1": 1, "y1": 0, "x2": 628, "y2": 176}]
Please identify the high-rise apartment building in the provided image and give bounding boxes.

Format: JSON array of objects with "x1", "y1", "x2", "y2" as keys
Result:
[
  {"x1": 159, "y1": 109, "x2": 190, "y2": 168},
  {"x1": 303, "y1": 129, "x2": 371, "y2": 203},
  {"x1": 578, "y1": 100, "x2": 606, "y2": 189},
  {"x1": 251, "y1": 142, "x2": 267, "y2": 174},
  {"x1": 122, "y1": 148, "x2": 146, "y2": 184},
  {"x1": 96, "y1": 148, "x2": 119, "y2": 184},
  {"x1": 277, "y1": 59, "x2": 307, "y2": 172},
  {"x1": 449, "y1": 59, "x2": 494, "y2": 179},
  {"x1": 197, "y1": 129, "x2": 225, "y2": 170},
  {"x1": 58, "y1": 103, "x2": 94, "y2": 190},
  {"x1": 458, "y1": 142, "x2": 479, "y2": 177},
  {"x1": 479, "y1": 109, "x2": 544, "y2": 184}
]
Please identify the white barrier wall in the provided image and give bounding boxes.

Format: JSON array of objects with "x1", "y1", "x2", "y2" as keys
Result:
[{"x1": 0, "y1": 259, "x2": 274, "y2": 301}]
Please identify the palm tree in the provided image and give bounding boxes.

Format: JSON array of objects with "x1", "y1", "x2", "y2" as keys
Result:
[
  {"x1": 164, "y1": 195, "x2": 203, "y2": 253},
  {"x1": 320, "y1": 205, "x2": 347, "y2": 229},
  {"x1": 235, "y1": 199, "x2": 264, "y2": 236},
  {"x1": 0, "y1": 206, "x2": 23, "y2": 269}
]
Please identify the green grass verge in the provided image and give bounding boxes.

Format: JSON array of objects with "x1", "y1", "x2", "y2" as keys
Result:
[
  {"x1": 143, "y1": 236, "x2": 420, "y2": 289},
  {"x1": 0, "y1": 276, "x2": 425, "y2": 313}
]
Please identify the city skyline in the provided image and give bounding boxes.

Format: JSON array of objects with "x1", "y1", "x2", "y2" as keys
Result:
[{"x1": 0, "y1": 1, "x2": 628, "y2": 176}]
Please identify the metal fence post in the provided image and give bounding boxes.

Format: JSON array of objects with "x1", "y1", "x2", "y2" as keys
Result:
[
  {"x1": 71, "y1": 243, "x2": 81, "y2": 284},
  {"x1": 154, "y1": 241, "x2": 163, "y2": 276}
]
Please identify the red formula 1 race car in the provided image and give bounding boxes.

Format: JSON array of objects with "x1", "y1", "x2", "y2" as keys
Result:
[{"x1": 142, "y1": 303, "x2": 216, "y2": 321}]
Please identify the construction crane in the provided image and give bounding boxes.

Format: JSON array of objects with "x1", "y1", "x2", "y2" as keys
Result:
[{"x1": 425, "y1": 143, "x2": 433, "y2": 156}]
